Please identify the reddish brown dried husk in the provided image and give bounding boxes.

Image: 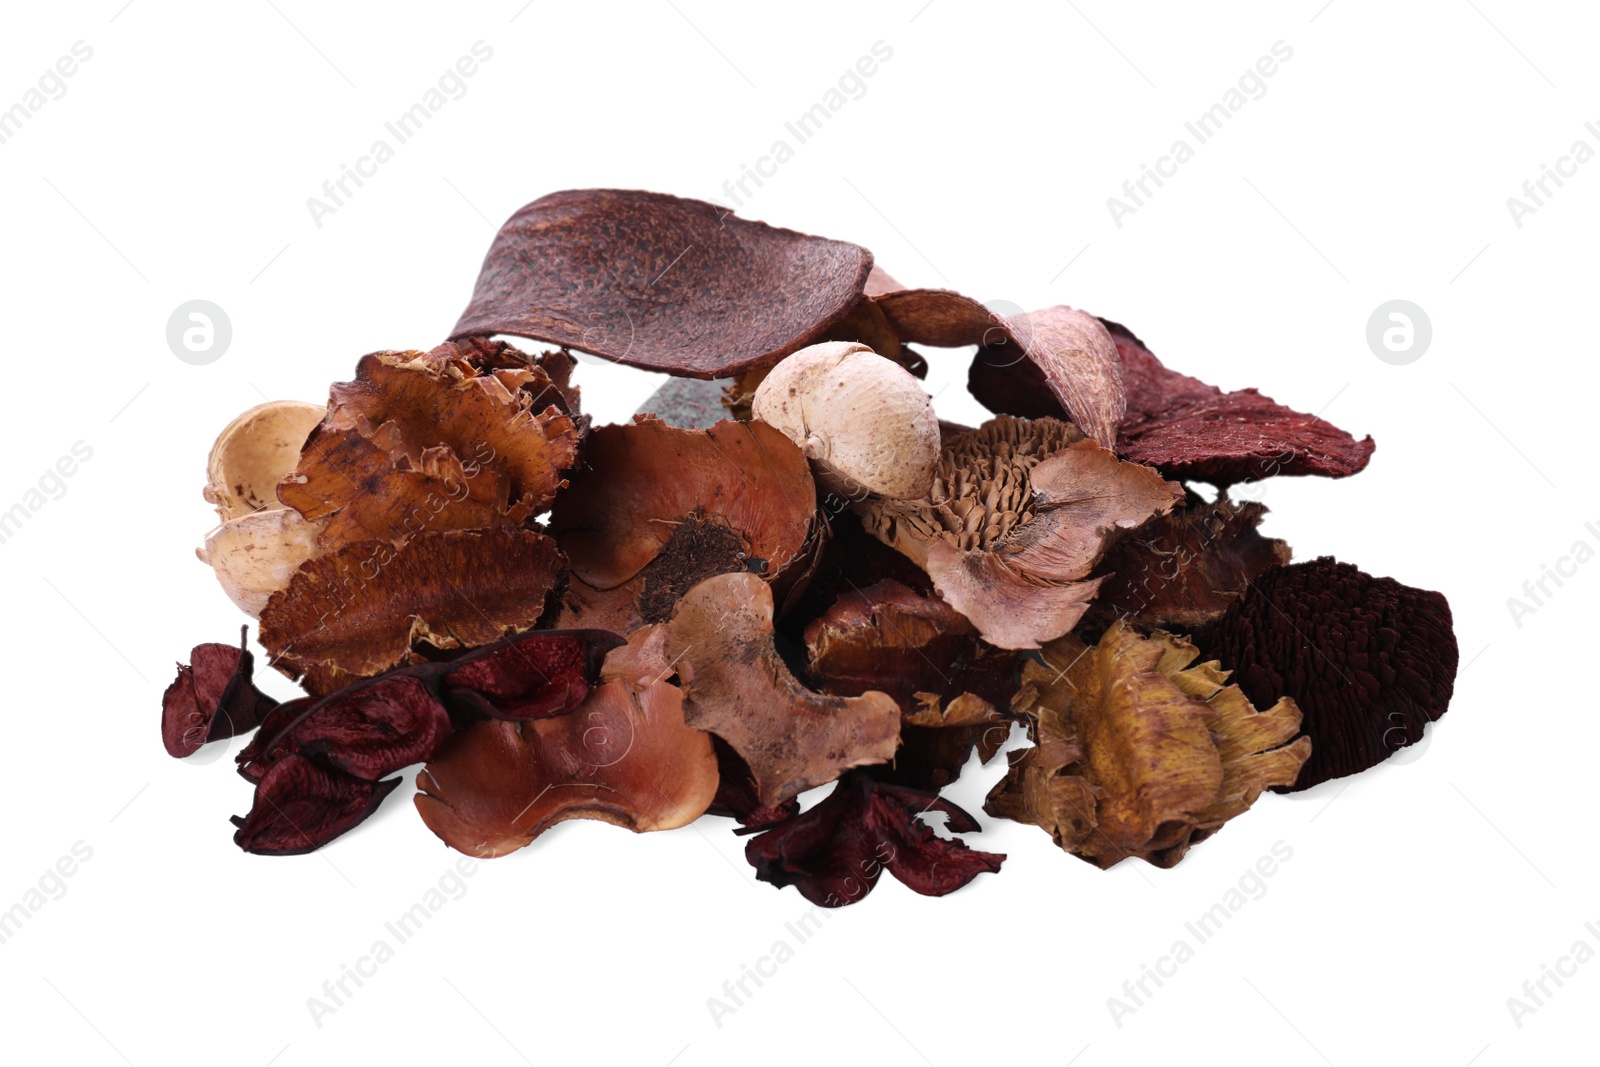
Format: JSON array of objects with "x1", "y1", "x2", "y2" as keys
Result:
[
  {"x1": 161, "y1": 629, "x2": 278, "y2": 758},
  {"x1": 452, "y1": 189, "x2": 872, "y2": 379}
]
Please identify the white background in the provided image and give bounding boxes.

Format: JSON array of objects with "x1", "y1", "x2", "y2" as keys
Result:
[{"x1": 1, "y1": 2, "x2": 1594, "y2": 1064}]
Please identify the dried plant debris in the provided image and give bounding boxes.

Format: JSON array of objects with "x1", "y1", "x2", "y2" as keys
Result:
[
  {"x1": 162, "y1": 627, "x2": 279, "y2": 758},
  {"x1": 667, "y1": 572, "x2": 901, "y2": 809},
  {"x1": 1194, "y1": 557, "x2": 1457, "y2": 790},
  {"x1": 452, "y1": 189, "x2": 872, "y2": 378},
  {"x1": 744, "y1": 771, "x2": 1004, "y2": 907},
  {"x1": 970, "y1": 318, "x2": 1373, "y2": 486},
  {"x1": 861, "y1": 416, "x2": 1183, "y2": 648},
  {"x1": 1081, "y1": 495, "x2": 1290, "y2": 634},
  {"x1": 987, "y1": 621, "x2": 1310, "y2": 868},
  {"x1": 259, "y1": 527, "x2": 567, "y2": 696},
  {"x1": 163, "y1": 188, "x2": 1460, "y2": 902},
  {"x1": 415, "y1": 631, "x2": 718, "y2": 857},
  {"x1": 279, "y1": 340, "x2": 581, "y2": 552}
]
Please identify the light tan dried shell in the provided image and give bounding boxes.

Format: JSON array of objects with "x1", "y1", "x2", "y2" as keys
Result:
[{"x1": 204, "y1": 400, "x2": 325, "y2": 522}]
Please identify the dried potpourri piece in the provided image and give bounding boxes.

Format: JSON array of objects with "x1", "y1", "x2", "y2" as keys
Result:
[
  {"x1": 970, "y1": 318, "x2": 1374, "y2": 486},
  {"x1": 259, "y1": 527, "x2": 566, "y2": 696},
  {"x1": 414, "y1": 630, "x2": 719, "y2": 857},
  {"x1": 863, "y1": 285, "x2": 1127, "y2": 449},
  {"x1": 860, "y1": 416, "x2": 1183, "y2": 649},
  {"x1": 705, "y1": 738, "x2": 801, "y2": 830},
  {"x1": 549, "y1": 417, "x2": 819, "y2": 632},
  {"x1": 666, "y1": 572, "x2": 900, "y2": 809},
  {"x1": 744, "y1": 770, "x2": 1004, "y2": 907},
  {"x1": 804, "y1": 580, "x2": 1017, "y2": 790},
  {"x1": 452, "y1": 189, "x2": 873, "y2": 379},
  {"x1": 1194, "y1": 556, "x2": 1457, "y2": 790},
  {"x1": 161, "y1": 627, "x2": 279, "y2": 758},
  {"x1": 987, "y1": 620, "x2": 1309, "y2": 868},
  {"x1": 231, "y1": 756, "x2": 402, "y2": 856},
  {"x1": 1080, "y1": 494, "x2": 1290, "y2": 635},
  {"x1": 279, "y1": 339, "x2": 581, "y2": 552}
]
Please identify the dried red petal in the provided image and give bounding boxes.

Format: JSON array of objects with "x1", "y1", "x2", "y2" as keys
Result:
[
  {"x1": 969, "y1": 318, "x2": 1375, "y2": 486},
  {"x1": 231, "y1": 755, "x2": 401, "y2": 856},
  {"x1": 161, "y1": 627, "x2": 278, "y2": 758},
  {"x1": 744, "y1": 772, "x2": 1004, "y2": 907},
  {"x1": 276, "y1": 676, "x2": 452, "y2": 781},
  {"x1": 440, "y1": 633, "x2": 608, "y2": 721},
  {"x1": 1195, "y1": 557, "x2": 1458, "y2": 790},
  {"x1": 452, "y1": 189, "x2": 872, "y2": 379}
]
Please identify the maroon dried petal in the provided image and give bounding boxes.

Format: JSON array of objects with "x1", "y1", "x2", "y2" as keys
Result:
[
  {"x1": 452, "y1": 189, "x2": 872, "y2": 379},
  {"x1": 706, "y1": 737, "x2": 800, "y2": 831},
  {"x1": 161, "y1": 627, "x2": 278, "y2": 758},
  {"x1": 283, "y1": 676, "x2": 452, "y2": 781},
  {"x1": 440, "y1": 633, "x2": 606, "y2": 721},
  {"x1": 1195, "y1": 557, "x2": 1458, "y2": 790},
  {"x1": 969, "y1": 318, "x2": 1374, "y2": 486},
  {"x1": 231, "y1": 755, "x2": 401, "y2": 856},
  {"x1": 744, "y1": 771, "x2": 1004, "y2": 907}
]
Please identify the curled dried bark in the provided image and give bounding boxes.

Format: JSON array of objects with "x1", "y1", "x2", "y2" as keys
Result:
[
  {"x1": 279, "y1": 340, "x2": 580, "y2": 552},
  {"x1": 1081, "y1": 495, "x2": 1290, "y2": 634},
  {"x1": 869, "y1": 288, "x2": 1125, "y2": 448},
  {"x1": 744, "y1": 771, "x2": 1004, "y2": 907},
  {"x1": 860, "y1": 417, "x2": 1183, "y2": 648},
  {"x1": 666, "y1": 572, "x2": 900, "y2": 809},
  {"x1": 987, "y1": 621, "x2": 1309, "y2": 868},
  {"x1": 452, "y1": 189, "x2": 872, "y2": 379},
  {"x1": 414, "y1": 632, "x2": 719, "y2": 857},
  {"x1": 259, "y1": 527, "x2": 566, "y2": 696},
  {"x1": 1195, "y1": 557, "x2": 1457, "y2": 790}
]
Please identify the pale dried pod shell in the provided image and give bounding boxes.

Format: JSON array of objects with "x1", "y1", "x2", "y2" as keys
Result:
[
  {"x1": 198, "y1": 508, "x2": 329, "y2": 617},
  {"x1": 751, "y1": 341, "x2": 938, "y2": 501},
  {"x1": 204, "y1": 400, "x2": 325, "y2": 522}
]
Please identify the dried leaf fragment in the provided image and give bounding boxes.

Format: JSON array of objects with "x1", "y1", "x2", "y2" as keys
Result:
[
  {"x1": 666, "y1": 572, "x2": 900, "y2": 808},
  {"x1": 452, "y1": 188, "x2": 872, "y2": 379},
  {"x1": 744, "y1": 771, "x2": 1004, "y2": 907},
  {"x1": 1194, "y1": 557, "x2": 1457, "y2": 790},
  {"x1": 986, "y1": 620, "x2": 1309, "y2": 868}
]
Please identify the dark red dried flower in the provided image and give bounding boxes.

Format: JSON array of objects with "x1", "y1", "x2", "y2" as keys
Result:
[
  {"x1": 743, "y1": 771, "x2": 1004, "y2": 907},
  {"x1": 1195, "y1": 556, "x2": 1458, "y2": 790},
  {"x1": 969, "y1": 318, "x2": 1374, "y2": 486},
  {"x1": 452, "y1": 189, "x2": 872, "y2": 379},
  {"x1": 439, "y1": 634, "x2": 596, "y2": 721},
  {"x1": 161, "y1": 627, "x2": 279, "y2": 758},
  {"x1": 231, "y1": 755, "x2": 402, "y2": 856}
]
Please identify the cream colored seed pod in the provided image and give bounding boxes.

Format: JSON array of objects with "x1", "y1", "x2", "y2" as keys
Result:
[
  {"x1": 198, "y1": 400, "x2": 328, "y2": 616},
  {"x1": 751, "y1": 341, "x2": 939, "y2": 501}
]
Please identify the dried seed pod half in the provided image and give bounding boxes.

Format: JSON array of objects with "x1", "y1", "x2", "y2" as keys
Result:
[
  {"x1": 204, "y1": 400, "x2": 325, "y2": 522},
  {"x1": 859, "y1": 416, "x2": 1183, "y2": 649},
  {"x1": 752, "y1": 341, "x2": 940, "y2": 501}
]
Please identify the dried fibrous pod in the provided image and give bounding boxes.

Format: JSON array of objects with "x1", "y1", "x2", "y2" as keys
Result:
[
  {"x1": 199, "y1": 508, "x2": 329, "y2": 617},
  {"x1": 161, "y1": 627, "x2": 279, "y2": 758},
  {"x1": 452, "y1": 189, "x2": 872, "y2": 379},
  {"x1": 259, "y1": 527, "x2": 567, "y2": 696},
  {"x1": 868, "y1": 286, "x2": 1125, "y2": 448},
  {"x1": 1081, "y1": 495, "x2": 1291, "y2": 635},
  {"x1": 1194, "y1": 557, "x2": 1457, "y2": 790},
  {"x1": 971, "y1": 318, "x2": 1374, "y2": 485},
  {"x1": 752, "y1": 341, "x2": 939, "y2": 501},
  {"x1": 414, "y1": 632, "x2": 719, "y2": 857},
  {"x1": 860, "y1": 416, "x2": 1183, "y2": 649},
  {"x1": 986, "y1": 620, "x2": 1310, "y2": 868},
  {"x1": 804, "y1": 580, "x2": 1017, "y2": 789},
  {"x1": 549, "y1": 417, "x2": 819, "y2": 631},
  {"x1": 666, "y1": 572, "x2": 900, "y2": 808},
  {"x1": 205, "y1": 400, "x2": 326, "y2": 522},
  {"x1": 279, "y1": 339, "x2": 581, "y2": 552},
  {"x1": 744, "y1": 771, "x2": 1004, "y2": 907},
  {"x1": 232, "y1": 756, "x2": 402, "y2": 856}
]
